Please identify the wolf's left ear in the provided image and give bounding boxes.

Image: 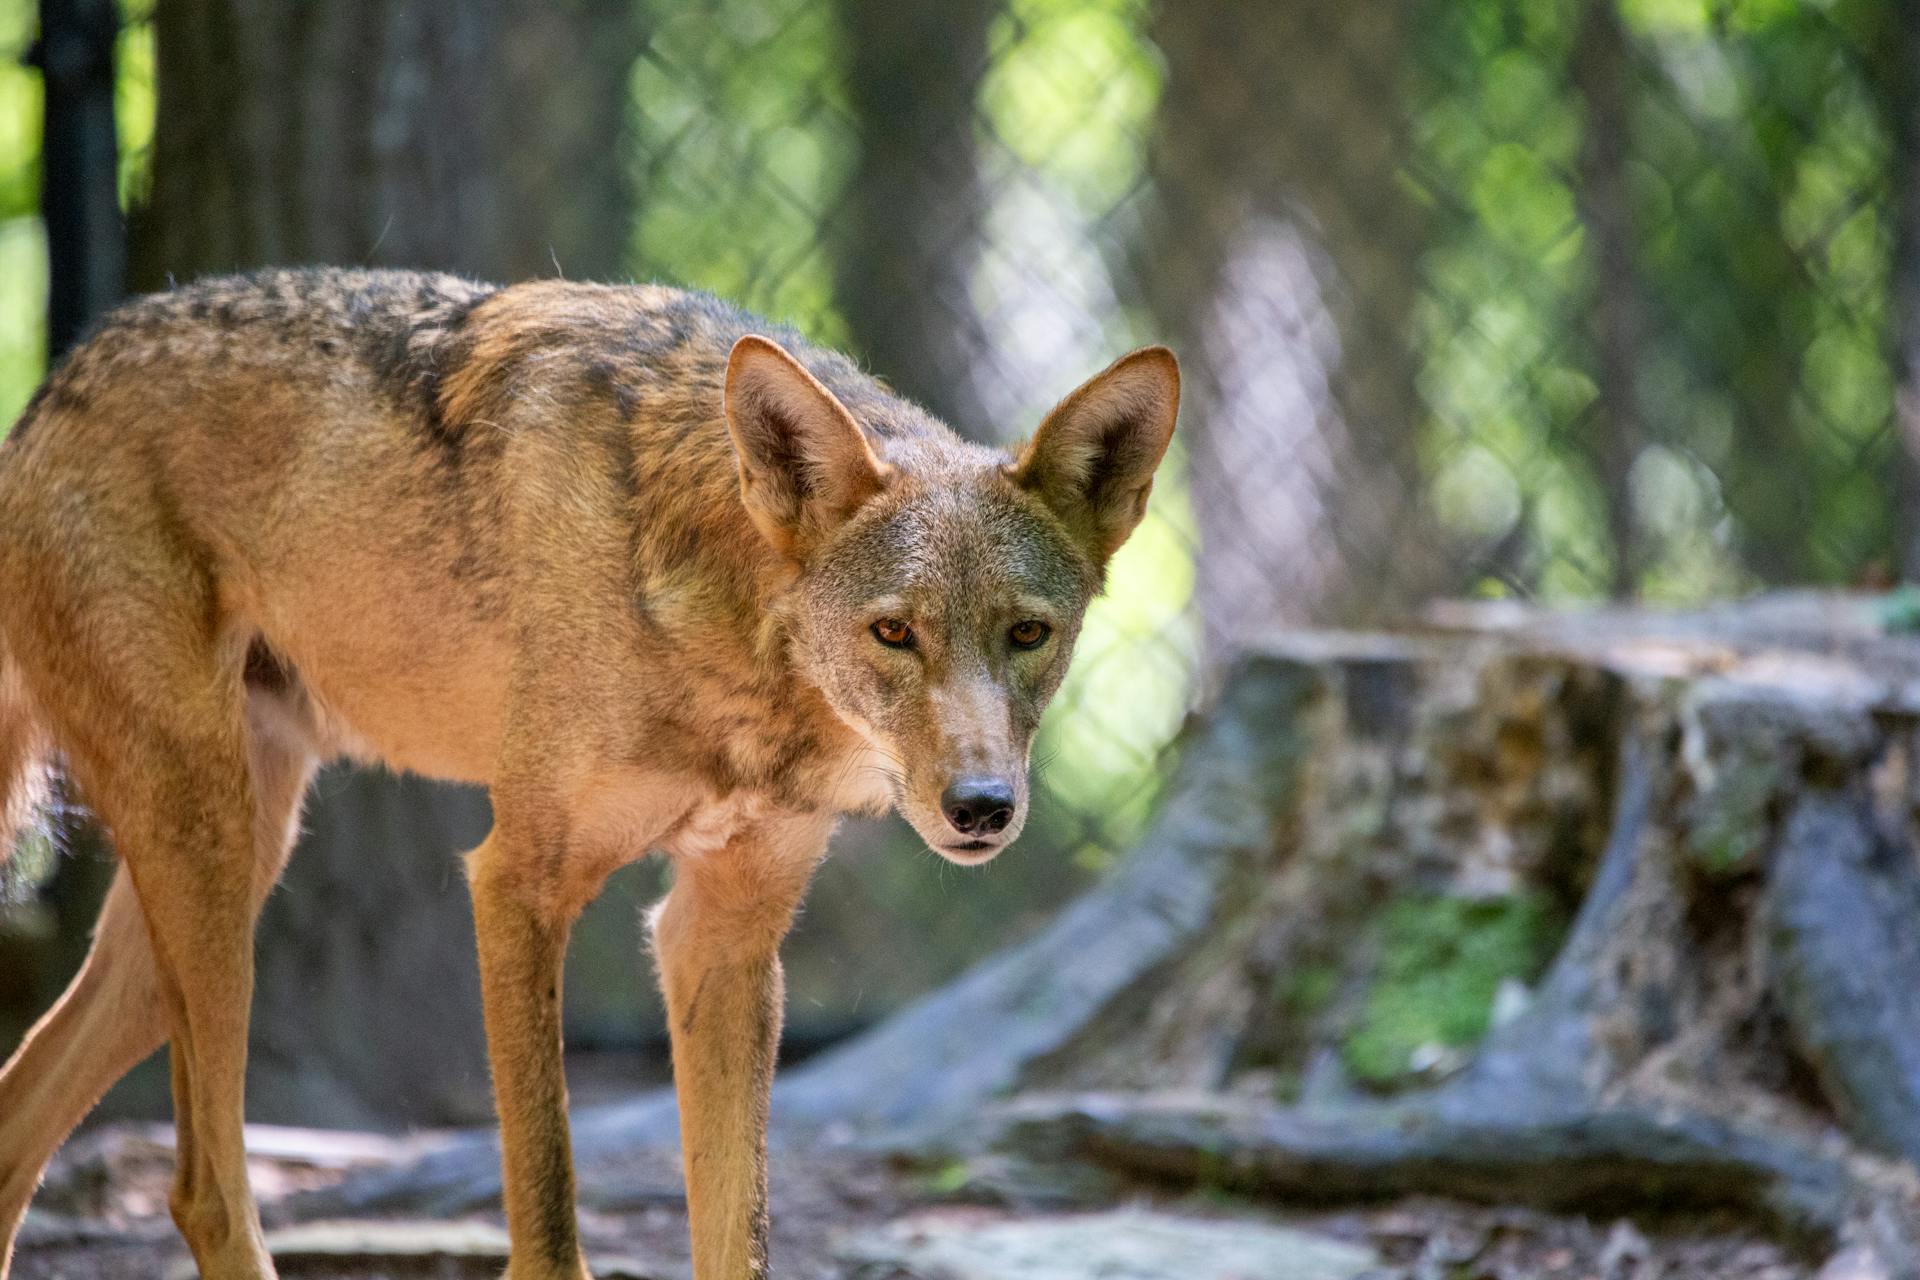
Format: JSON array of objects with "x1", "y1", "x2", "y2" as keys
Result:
[
  {"x1": 724, "y1": 334, "x2": 891, "y2": 558},
  {"x1": 1009, "y1": 346, "x2": 1179, "y2": 565}
]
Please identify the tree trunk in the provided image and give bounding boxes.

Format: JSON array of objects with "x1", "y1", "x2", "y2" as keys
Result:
[
  {"x1": 831, "y1": 0, "x2": 999, "y2": 436},
  {"x1": 112, "y1": 0, "x2": 640, "y2": 1126},
  {"x1": 1572, "y1": 0, "x2": 1647, "y2": 598},
  {"x1": 1645, "y1": 21, "x2": 1831, "y2": 586},
  {"x1": 35, "y1": 0, "x2": 123, "y2": 355},
  {"x1": 132, "y1": 1, "x2": 637, "y2": 287},
  {"x1": 1878, "y1": 0, "x2": 1920, "y2": 582},
  {"x1": 1139, "y1": 3, "x2": 1434, "y2": 643}
]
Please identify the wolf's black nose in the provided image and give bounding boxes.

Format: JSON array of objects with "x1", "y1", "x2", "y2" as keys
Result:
[{"x1": 941, "y1": 778, "x2": 1015, "y2": 836}]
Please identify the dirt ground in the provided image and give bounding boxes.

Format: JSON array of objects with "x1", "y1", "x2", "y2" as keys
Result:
[{"x1": 8, "y1": 1122, "x2": 1828, "y2": 1280}]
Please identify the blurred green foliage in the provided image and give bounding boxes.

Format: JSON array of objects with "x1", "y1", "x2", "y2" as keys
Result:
[
  {"x1": 1417, "y1": 0, "x2": 1899, "y2": 600},
  {"x1": 978, "y1": 0, "x2": 1158, "y2": 215},
  {"x1": 628, "y1": 0, "x2": 855, "y2": 343}
]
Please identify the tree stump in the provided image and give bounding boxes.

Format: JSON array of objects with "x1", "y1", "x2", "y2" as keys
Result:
[{"x1": 315, "y1": 593, "x2": 1920, "y2": 1268}]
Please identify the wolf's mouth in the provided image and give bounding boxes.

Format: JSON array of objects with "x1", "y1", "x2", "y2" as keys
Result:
[{"x1": 946, "y1": 839, "x2": 997, "y2": 853}]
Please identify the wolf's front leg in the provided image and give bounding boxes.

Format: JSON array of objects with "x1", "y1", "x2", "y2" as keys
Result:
[
  {"x1": 469, "y1": 829, "x2": 593, "y2": 1280},
  {"x1": 652, "y1": 813, "x2": 831, "y2": 1280}
]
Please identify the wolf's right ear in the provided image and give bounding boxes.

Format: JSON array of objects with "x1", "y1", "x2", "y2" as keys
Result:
[
  {"x1": 1009, "y1": 346, "x2": 1179, "y2": 566},
  {"x1": 724, "y1": 335, "x2": 891, "y2": 558}
]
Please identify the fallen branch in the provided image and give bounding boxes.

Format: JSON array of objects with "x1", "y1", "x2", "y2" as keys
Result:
[{"x1": 980, "y1": 1092, "x2": 1920, "y2": 1273}]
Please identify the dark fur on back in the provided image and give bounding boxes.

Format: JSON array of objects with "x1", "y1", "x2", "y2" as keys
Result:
[{"x1": 11, "y1": 268, "x2": 943, "y2": 461}]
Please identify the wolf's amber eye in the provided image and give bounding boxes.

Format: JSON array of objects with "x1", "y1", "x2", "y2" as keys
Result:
[
  {"x1": 873, "y1": 618, "x2": 914, "y2": 648},
  {"x1": 1010, "y1": 620, "x2": 1050, "y2": 650}
]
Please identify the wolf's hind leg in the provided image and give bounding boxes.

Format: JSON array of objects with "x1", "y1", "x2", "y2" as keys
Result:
[
  {"x1": 109, "y1": 724, "x2": 276, "y2": 1280},
  {"x1": 0, "y1": 868, "x2": 168, "y2": 1269},
  {"x1": 0, "y1": 690, "x2": 314, "y2": 1280}
]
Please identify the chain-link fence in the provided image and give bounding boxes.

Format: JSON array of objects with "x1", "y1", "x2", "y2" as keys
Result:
[
  {"x1": 611, "y1": 0, "x2": 1906, "y2": 872},
  {"x1": 3, "y1": 0, "x2": 1916, "y2": 1086}
]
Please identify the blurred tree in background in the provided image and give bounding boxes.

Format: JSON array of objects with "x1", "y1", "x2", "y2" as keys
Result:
[
  {"x1": 133, "y1": 0, "x2": 636, "y2": 285},
  {"x1": 4, "y1": 0, "x2": 1920, "y2": 1126},
  {"x1": 832, "y1": 0, "x2": 999, "y2": 432},
  {"x1": 126, "y1": 0, "x2": 646, "y2": 1127},
  {"x1": 1139, "y1": 3, "x2": 1435, "y2": 647}
]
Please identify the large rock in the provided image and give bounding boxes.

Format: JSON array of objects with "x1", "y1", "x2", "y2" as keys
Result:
[{"x1": 838, "y1": 1208, "x2": 1378, "y2": 1280}]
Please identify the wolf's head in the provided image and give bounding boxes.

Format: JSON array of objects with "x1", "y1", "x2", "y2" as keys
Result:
[{"x1": 724, "y1": 334, "x2": 1178, "y2": 863}]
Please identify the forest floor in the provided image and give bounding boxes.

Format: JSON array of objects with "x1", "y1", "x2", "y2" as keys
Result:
[{"x1": 10, "y1": 1121, "x2": 1831, "y2": 1280}]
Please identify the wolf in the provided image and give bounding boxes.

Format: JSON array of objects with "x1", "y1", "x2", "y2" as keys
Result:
[{"x1": 0, "y1": 267, "x2": 1178, "y2": 1279}]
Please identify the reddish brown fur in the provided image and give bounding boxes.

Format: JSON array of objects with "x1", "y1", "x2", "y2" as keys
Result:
[{"x1": 0, "y1": 268, "x2": 1176, "y2": 1279}]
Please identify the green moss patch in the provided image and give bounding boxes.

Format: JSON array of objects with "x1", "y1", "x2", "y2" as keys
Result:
[
  {"x1": 1342, "y1": 893, "x2": 1560, "y2": 1088},
  {"x1": 1686, "y1": 750, "x2": 1781, "y2": 876}
]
